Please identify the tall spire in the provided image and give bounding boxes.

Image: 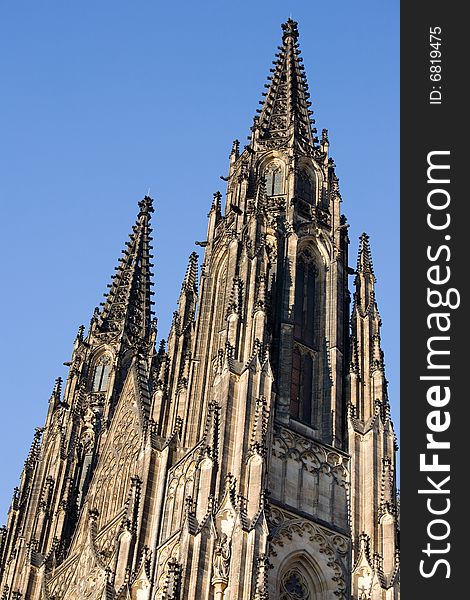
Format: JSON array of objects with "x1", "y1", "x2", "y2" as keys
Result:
[
  {"x1": 95, "y1": 196, "x2": 155, "y2": 347},
  {"x1": 254, "y1": 18, "x2": 317, "y2": 152}
]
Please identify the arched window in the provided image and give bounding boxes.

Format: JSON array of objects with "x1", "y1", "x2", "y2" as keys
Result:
[
  {"x1": 291, "y1": 247, "x2": 317, "y2": 423},
  {"x1": 294, "y1": 249, "x2": 316, "y2": 347},
  {"x1": 92, "y1": 354, "x2": 112, "y2": 392},
  {"x1": 297, "y1": 170, "x2": 315, "y2": 203},
  {"x1": 280, "y1": 567, "x2": 311, "y2": 600},
  {"x1": 265, "y1": 164, "x2": 284, "y2": 196}
]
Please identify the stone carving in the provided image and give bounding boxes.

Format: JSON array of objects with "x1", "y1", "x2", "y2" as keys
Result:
[
  {"x1": 272, "y1": 425, "x2": 349, "y2": 487},
  {"x1": 280, "y1": 568, "x2": 310, "y2": 600},
  {"x1": 268, "y1": 507, "x2": 349, "y2": 600},
  {"x1": 212, "y1": 533, "x2": 231, "y2": 582}
]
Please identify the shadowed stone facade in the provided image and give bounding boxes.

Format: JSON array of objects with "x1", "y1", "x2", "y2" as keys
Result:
[{"x1": 0, "y1": 19, "x2": 399, "y2": 600}]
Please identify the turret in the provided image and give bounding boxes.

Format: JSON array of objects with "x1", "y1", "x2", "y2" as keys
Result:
[{"x1": 348, "y1": 234, "x2": 399, "y2": 600}]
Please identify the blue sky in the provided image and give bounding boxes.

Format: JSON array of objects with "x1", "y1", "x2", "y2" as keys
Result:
[{"x1": 0, "y1": 1, "x2": 399, "y2": 521}]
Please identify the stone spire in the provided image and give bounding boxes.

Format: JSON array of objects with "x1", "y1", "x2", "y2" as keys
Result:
[
  {"x1": 353, "y1": 233, "x2": 378, "y2": 317},
  {"x1": 350, "y1": 234, "x2": 386, "y2": 420},
  {"x1": 181, "y1": 252, "x2": 199, "y2": 294},
  {"x1": 356, "y1": 232, "x2": 374, "y2": 275},
  {"x1": 253, "y1": 18, "x2": 317, "y2": 152},
  {"x1": 348, "y1": 236, "x2": 399, "y2": 597},
  {"x1": 95, "y1": 196, "x2": 155, "y2": 347}
]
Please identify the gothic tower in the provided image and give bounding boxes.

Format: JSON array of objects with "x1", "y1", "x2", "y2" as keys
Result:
[{"x1": 0, "y1": 19, "x2": 399, "y2": 600}]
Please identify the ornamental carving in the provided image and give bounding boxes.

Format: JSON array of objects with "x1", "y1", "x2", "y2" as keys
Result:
[
  {"x1": 212, "y1": 533, "x2": 231, "y2": 582},
  {"x1": 268, "y1": 507, "x2": 349, "y2": 600},
  {"x1": 87, "y1": 394, "x2": 142, "y2": 531},
  {"x1": 272, "y1": 426, "x2": 349, "y2": 487},
  {"x1": 281, "y1": 569, "x2": 310, "y2": 600}
]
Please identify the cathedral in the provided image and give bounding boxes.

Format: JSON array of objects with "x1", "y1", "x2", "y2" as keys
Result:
[{"x1": 0, "y1": 19, "x2": 399, "y2": 600}]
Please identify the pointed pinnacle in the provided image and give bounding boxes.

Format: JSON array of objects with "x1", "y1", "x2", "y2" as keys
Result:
[
  {"x1": 212, "y1": 191, "x2": 222, "y2": 212},
  {"x1": 255, "y1": 20, "x2": 315, "y2": 150},
  {"x1": 76, "y1": 324, "x2": 85, "y2": 342},
  {"x1": 182, "y1": 252, "x2": 199, "y2": 293},
  {"x1": 25, "y1": 427, "x2": 43, "y2": 467},
  {"x1": 357, "y1": 233, "x2": 374, "y2": 274},
  {"x1": 230, "y1": 140, "x2": 240, "y2": 158},
  {"x1": 97, "y1": 195, "x2": 156, "y2": 344},
  {"x1": 50, "y1": 377, "x2": 62, "y2": 404}
]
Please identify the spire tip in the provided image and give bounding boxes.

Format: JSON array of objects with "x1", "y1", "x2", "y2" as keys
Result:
[
  {"x1": 281, "y1": 18, "x2": 299, "y2": 42},
  {"x1": 138, "y1": 195, "x2": 154, "y2": 216}
]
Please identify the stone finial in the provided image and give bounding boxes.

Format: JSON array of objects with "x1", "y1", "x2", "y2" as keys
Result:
[
  {"x1": 138, "y1": 195, "x2": 154, "y2": 216},
  {"x1": 230, "y1": 139, "x2": 240, "y2": 158},
  {"x1": 212, "y1": 191, "x2": 222, "y2": 212},
  {"x1": 357, "y1": 233, "x2": 374, "y2": 274},
  {"x1": 281, "y1": 18, "x2": 299, "y2": 42}
]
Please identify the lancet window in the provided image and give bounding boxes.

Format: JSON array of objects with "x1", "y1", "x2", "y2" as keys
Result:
[
  {"x1": 265, "y1": 163, "x2": 284, "y2": 196},
  {"x1": 293, "y1": 248, "x2": 316, "y2": 347},
  {"x1": 290, "y1": 247, "x2": 317, "y2": 423}
]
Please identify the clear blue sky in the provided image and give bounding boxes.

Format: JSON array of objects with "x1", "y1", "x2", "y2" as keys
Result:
[{"x1": 0, "y1": 1, "x2": 399, "y2": 522}]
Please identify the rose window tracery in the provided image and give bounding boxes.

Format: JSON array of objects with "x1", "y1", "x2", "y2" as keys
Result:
[{"x1": 280, "y1": 568, "x2": 311, "y2": 600}]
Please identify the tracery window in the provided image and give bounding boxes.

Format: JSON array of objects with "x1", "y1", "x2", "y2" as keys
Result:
[
  {"x1": 265, "y1": 163, "x2": 284, "y2": 196},
  {"x1": 280, "y1": 568, "x2": 311, "y2": 600},
  {"x1": 293, "y1": 248, "x2": 316, "y2": 347},
  {"x1": 291, "y1": 247, "x2": 317, "y2": 423},
  {"x1": 92, "y1": 354, "x2": 112, "y2": 392}
]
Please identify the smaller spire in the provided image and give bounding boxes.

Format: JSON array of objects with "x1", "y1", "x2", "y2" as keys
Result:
[
  {"x1": 182, "y1": 252, "x2": 199, "y2": 293},
  {"x1": 212, "y1": 191, "x2": 222, "y2": 213},
  {"x1": 76, "y1": 325, "x2": 85, "y2": 342},
  {"x1": 95, "y1": 195, "x2": 155, "y2": 346},
  {"x1": 352, "y1": 233, "x2": 377, "y2": 316},
  {"x1": 356, "y1": 233, "x2": 374, "y2": 275},
  {"x1": 25, "y1": 427, "x2": 43, "y2": 469},
  {"x1": 230, "y1": 140, "x2": 240, "y2": 159},
  {"x1": 50, "y1": 377, "x2": 62, "y2": 404}
]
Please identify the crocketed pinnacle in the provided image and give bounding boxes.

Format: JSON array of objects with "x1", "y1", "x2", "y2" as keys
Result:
[
  {"x1": 182, "y1": 252, "x2": 199, "y2": 294},
  {"x1": 96, "y1": 196, "x2": 155, "y2": 345},
  {"x1": 255, "y1": 18, "x2": 316, "y2": 150},
  {"x1": 25, "y1": 428, "x2": 43, "y2": 469},
  {"x1": 356, "y1": 233, "x2": 375, "y2": 274},
  {"x1": 50, "y1": 377, "x2": 62, "y2": 404}
]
